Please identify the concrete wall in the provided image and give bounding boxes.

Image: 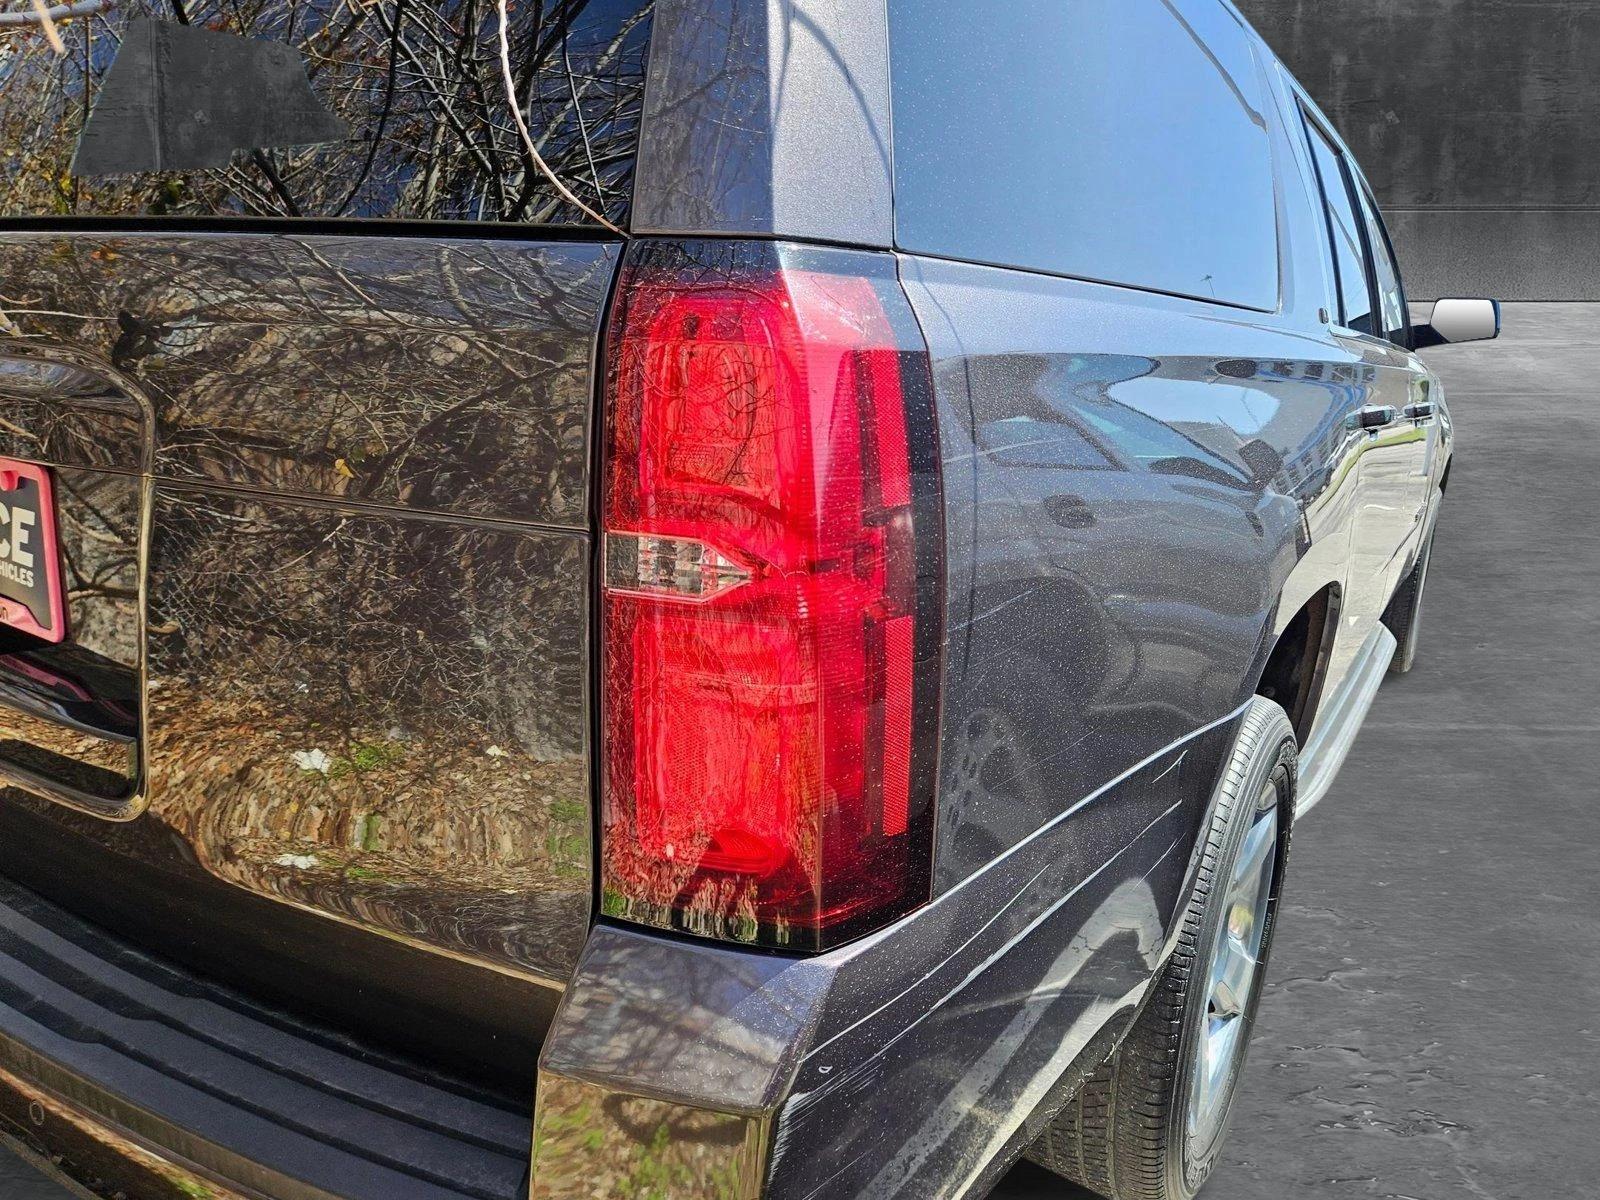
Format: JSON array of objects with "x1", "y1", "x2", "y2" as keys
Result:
[{"x1": 1236, "y1": 0, "x2": 1600, "y2": 300}]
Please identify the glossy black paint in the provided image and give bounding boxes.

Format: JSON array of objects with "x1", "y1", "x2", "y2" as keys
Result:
[
  {"x1": 0, "y1": 233, "x2": 611, "y2": 524},
  {"x1": 0, "y1": 358, "x2": 144, "y2": 475},
  {"x1": 533, "y1": 6, "x2": 1450, "y2": 1198},
  {"x1": 0, "y1": 232, "x2": 613, "y2": 1081},
  {"x1": 909, "y1": 258, "x2": 1397, "y2": 892},
  {"x1": 632, "y1": 0, "x2": 894, "y2": 246},
  {"x1": 0, "y1": 2, "x2": 1459, "y2": 1198},
  {"x1": 538, "y1": 713, "x2": 1238, "y2": 1198}
]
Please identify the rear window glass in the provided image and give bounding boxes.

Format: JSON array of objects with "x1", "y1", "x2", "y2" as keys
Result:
[
  {"x1": 1303, "y1": 117, "x2": 1376, "y2": 335},
  {"x1": 0, "y1": 0, "x2": 653, "y2": 225},
  {"x1": 1356, "y1": 182, "x2": 1408, "y2": 344},
  {"x1": 888, "y1": 0, "x2": 1280, "y2": 310}
]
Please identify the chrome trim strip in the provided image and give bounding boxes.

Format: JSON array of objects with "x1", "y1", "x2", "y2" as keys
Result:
[
  {"x1": 0, "y1": 1058, "x2": 270, "y2": 1200},
  {"x1": 1296, "y1": 624, "x2": 1397, "y2": 816}
]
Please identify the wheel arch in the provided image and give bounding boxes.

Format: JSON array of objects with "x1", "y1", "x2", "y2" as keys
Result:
[{"x1": 1253, "y1": 582, "x2": 1341, "y2": 746}]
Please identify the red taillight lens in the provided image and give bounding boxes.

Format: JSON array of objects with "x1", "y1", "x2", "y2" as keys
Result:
[{"x1": 599, "y1": 240, "x2": 942, "y2": 951}]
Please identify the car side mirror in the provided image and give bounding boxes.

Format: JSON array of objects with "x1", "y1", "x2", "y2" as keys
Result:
[{"x1": 1412, "y1": 298, "x2": 1501, "y2": 349}]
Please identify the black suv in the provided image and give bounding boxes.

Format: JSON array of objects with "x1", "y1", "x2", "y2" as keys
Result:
[{"x1": 0, "y1": 2, "x2": 1497, "y2": 1198}]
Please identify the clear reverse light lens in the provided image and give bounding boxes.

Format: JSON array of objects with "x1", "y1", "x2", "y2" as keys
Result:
[{"x1": 604, "y1": 532, "x2": 751, "y2": 602}]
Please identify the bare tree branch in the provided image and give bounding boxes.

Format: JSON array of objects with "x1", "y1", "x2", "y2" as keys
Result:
[
  {"x1": 0, "y1": 0, "x2": 102, "y2": 27},
  {"x1": 493, "y1": 0, "x2": 622, "y2": 233}
]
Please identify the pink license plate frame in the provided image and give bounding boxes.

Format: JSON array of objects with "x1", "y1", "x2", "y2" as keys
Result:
[{"x1": 0, "y1": 457, "x2": 67, "y2": 644}]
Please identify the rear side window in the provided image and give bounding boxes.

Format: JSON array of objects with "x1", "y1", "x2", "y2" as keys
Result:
[
  {"x1": 1303, "y1": 116, "x2": 1377, "y2": 336},
  {"x1": 887, "y1": 0, "x2": 1280, "y2": 310},
  {"x1": 0, "y1": 0, "x2": 653, "y2": 226},
  {"x1": 1356, "y1": 183, "x2": 1409, "y2": 345}
]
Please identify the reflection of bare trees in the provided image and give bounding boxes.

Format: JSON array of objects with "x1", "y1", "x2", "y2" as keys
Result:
[
  {"x1": 57, "y1": 467, "x2": 140, "y2": 662},
  {"x1": 0, "y1": 227, "x2": 609, "y2": 976},
  {"x1": 533, "y1": 1075, "x2": 760, "y2": 1200},
  {"x1": 150, "y1": 491, "x2": 586, "y2": 754},
  {"x1": 0, "y1": 233, "x2": 610, "y2": 522},
  {"x1": 0, "y1": 0, "x2": 653, "y2": 224}
]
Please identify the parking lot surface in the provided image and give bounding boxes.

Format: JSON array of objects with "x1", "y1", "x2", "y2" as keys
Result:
[
  {"x1": 5, "y1": 305, "x2": 1597, "y2": 1199},
  {"x1": 0, "y1": 1138, "x2": 78, "y2": 1199}
]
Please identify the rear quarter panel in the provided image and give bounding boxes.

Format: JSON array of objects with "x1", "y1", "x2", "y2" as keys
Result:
[
  {"x1": 532, "y1": 260, "x2": 1393, "y2": 1200},
  {"x1": 537, "y1": 11, "x2": 1449, "y2": 1200},
  {"x1": 905, "y1": 254, "x2": 1371, "y2": 893}
]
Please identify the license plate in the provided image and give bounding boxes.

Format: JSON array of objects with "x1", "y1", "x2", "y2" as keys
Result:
[{"x1": 0, "y1": 458, "x2": 67, "y2": 644}]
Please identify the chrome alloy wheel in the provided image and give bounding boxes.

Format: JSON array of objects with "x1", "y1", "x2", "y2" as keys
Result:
[{"x1": 1185, "y1": 786, "x2": 1279, "y2": 1149}]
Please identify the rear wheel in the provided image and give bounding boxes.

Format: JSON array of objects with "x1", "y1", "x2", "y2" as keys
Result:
[{"x1": 1025, "y1": 698, "x2": 1296, "y2": 1200}]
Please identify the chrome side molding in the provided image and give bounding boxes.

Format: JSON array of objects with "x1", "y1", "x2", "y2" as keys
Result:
[{"x1": 1296, "y1": 625, "x2": 1398, "y2": 816}]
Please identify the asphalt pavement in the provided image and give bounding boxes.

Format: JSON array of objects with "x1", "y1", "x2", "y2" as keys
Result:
[
  {"x1": 5, "y1": 304, "x2": 1596, "y2": 1199},
  {"x1": 0, "y1": 1136, "x2": 77, "y2": 1199}
]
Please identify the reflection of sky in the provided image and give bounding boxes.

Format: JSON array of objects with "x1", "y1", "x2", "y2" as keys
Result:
[
  {"x1": 1126, "y1": 385, "x2": 1280, "y2": 437},
  {"x1": 891, "y1": 0, "x2": 1280, "y2": 310},
  {"x1": 1040, "y1": 351, "x2": 1280, "y2": 439},
  {"x1": 1305, "y1": 123, "x2": 1374, "y2": 329},
  {"x1": 998, "y1": 354, "x2": 1254, "y2": 481}
]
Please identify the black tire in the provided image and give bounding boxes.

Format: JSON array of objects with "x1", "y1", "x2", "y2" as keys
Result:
[
  {"x1": 1025, "y1": 698, "x2": 1297, "y2": 1200},
  {"x1": 1383, "y1": 526, "x2": 1435, "y2": 674}
]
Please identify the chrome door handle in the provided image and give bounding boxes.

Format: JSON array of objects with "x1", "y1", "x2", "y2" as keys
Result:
[
  {"x1": 1404, "y1": 401, "x2": 1436, "y2": 420},
  {"x1": 1347, "y1": 405, "x2": 1397, "y2": 431}
]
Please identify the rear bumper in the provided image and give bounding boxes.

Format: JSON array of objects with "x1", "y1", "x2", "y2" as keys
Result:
[
  {"x1": 532, "y1": 710, "x2": 1244, "y2": 1200},
  {"x1": 0, "y1": 708, "x2": 1242, "y2": 1200},
  {"x1": 0, "y1": 876, "x2": 532, "y2": 1200},
  {"x1": 0, "y1": 1060, "x2": 247, "y2": 1200}
]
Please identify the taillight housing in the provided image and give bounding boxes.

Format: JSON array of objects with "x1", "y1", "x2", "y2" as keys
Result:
[{"x1": 599, "y1": 239, "x2": 943, "y2": 952}]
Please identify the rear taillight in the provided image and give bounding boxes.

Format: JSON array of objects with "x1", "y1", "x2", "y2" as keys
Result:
[{"x1": 599, "y1": 240, "x2": 943, "y2": 951}]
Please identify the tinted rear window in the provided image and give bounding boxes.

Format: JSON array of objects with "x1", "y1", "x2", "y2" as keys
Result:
[
  {"x1": 0, "y1": 0, "x2": 652, "y2": 225},
  {"x1": 1303, "y1": 116, "x2": 1376, "y2": 335},
  {"x1": 888, "y1": 0, "x2": 1280, "y2": 310}
]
